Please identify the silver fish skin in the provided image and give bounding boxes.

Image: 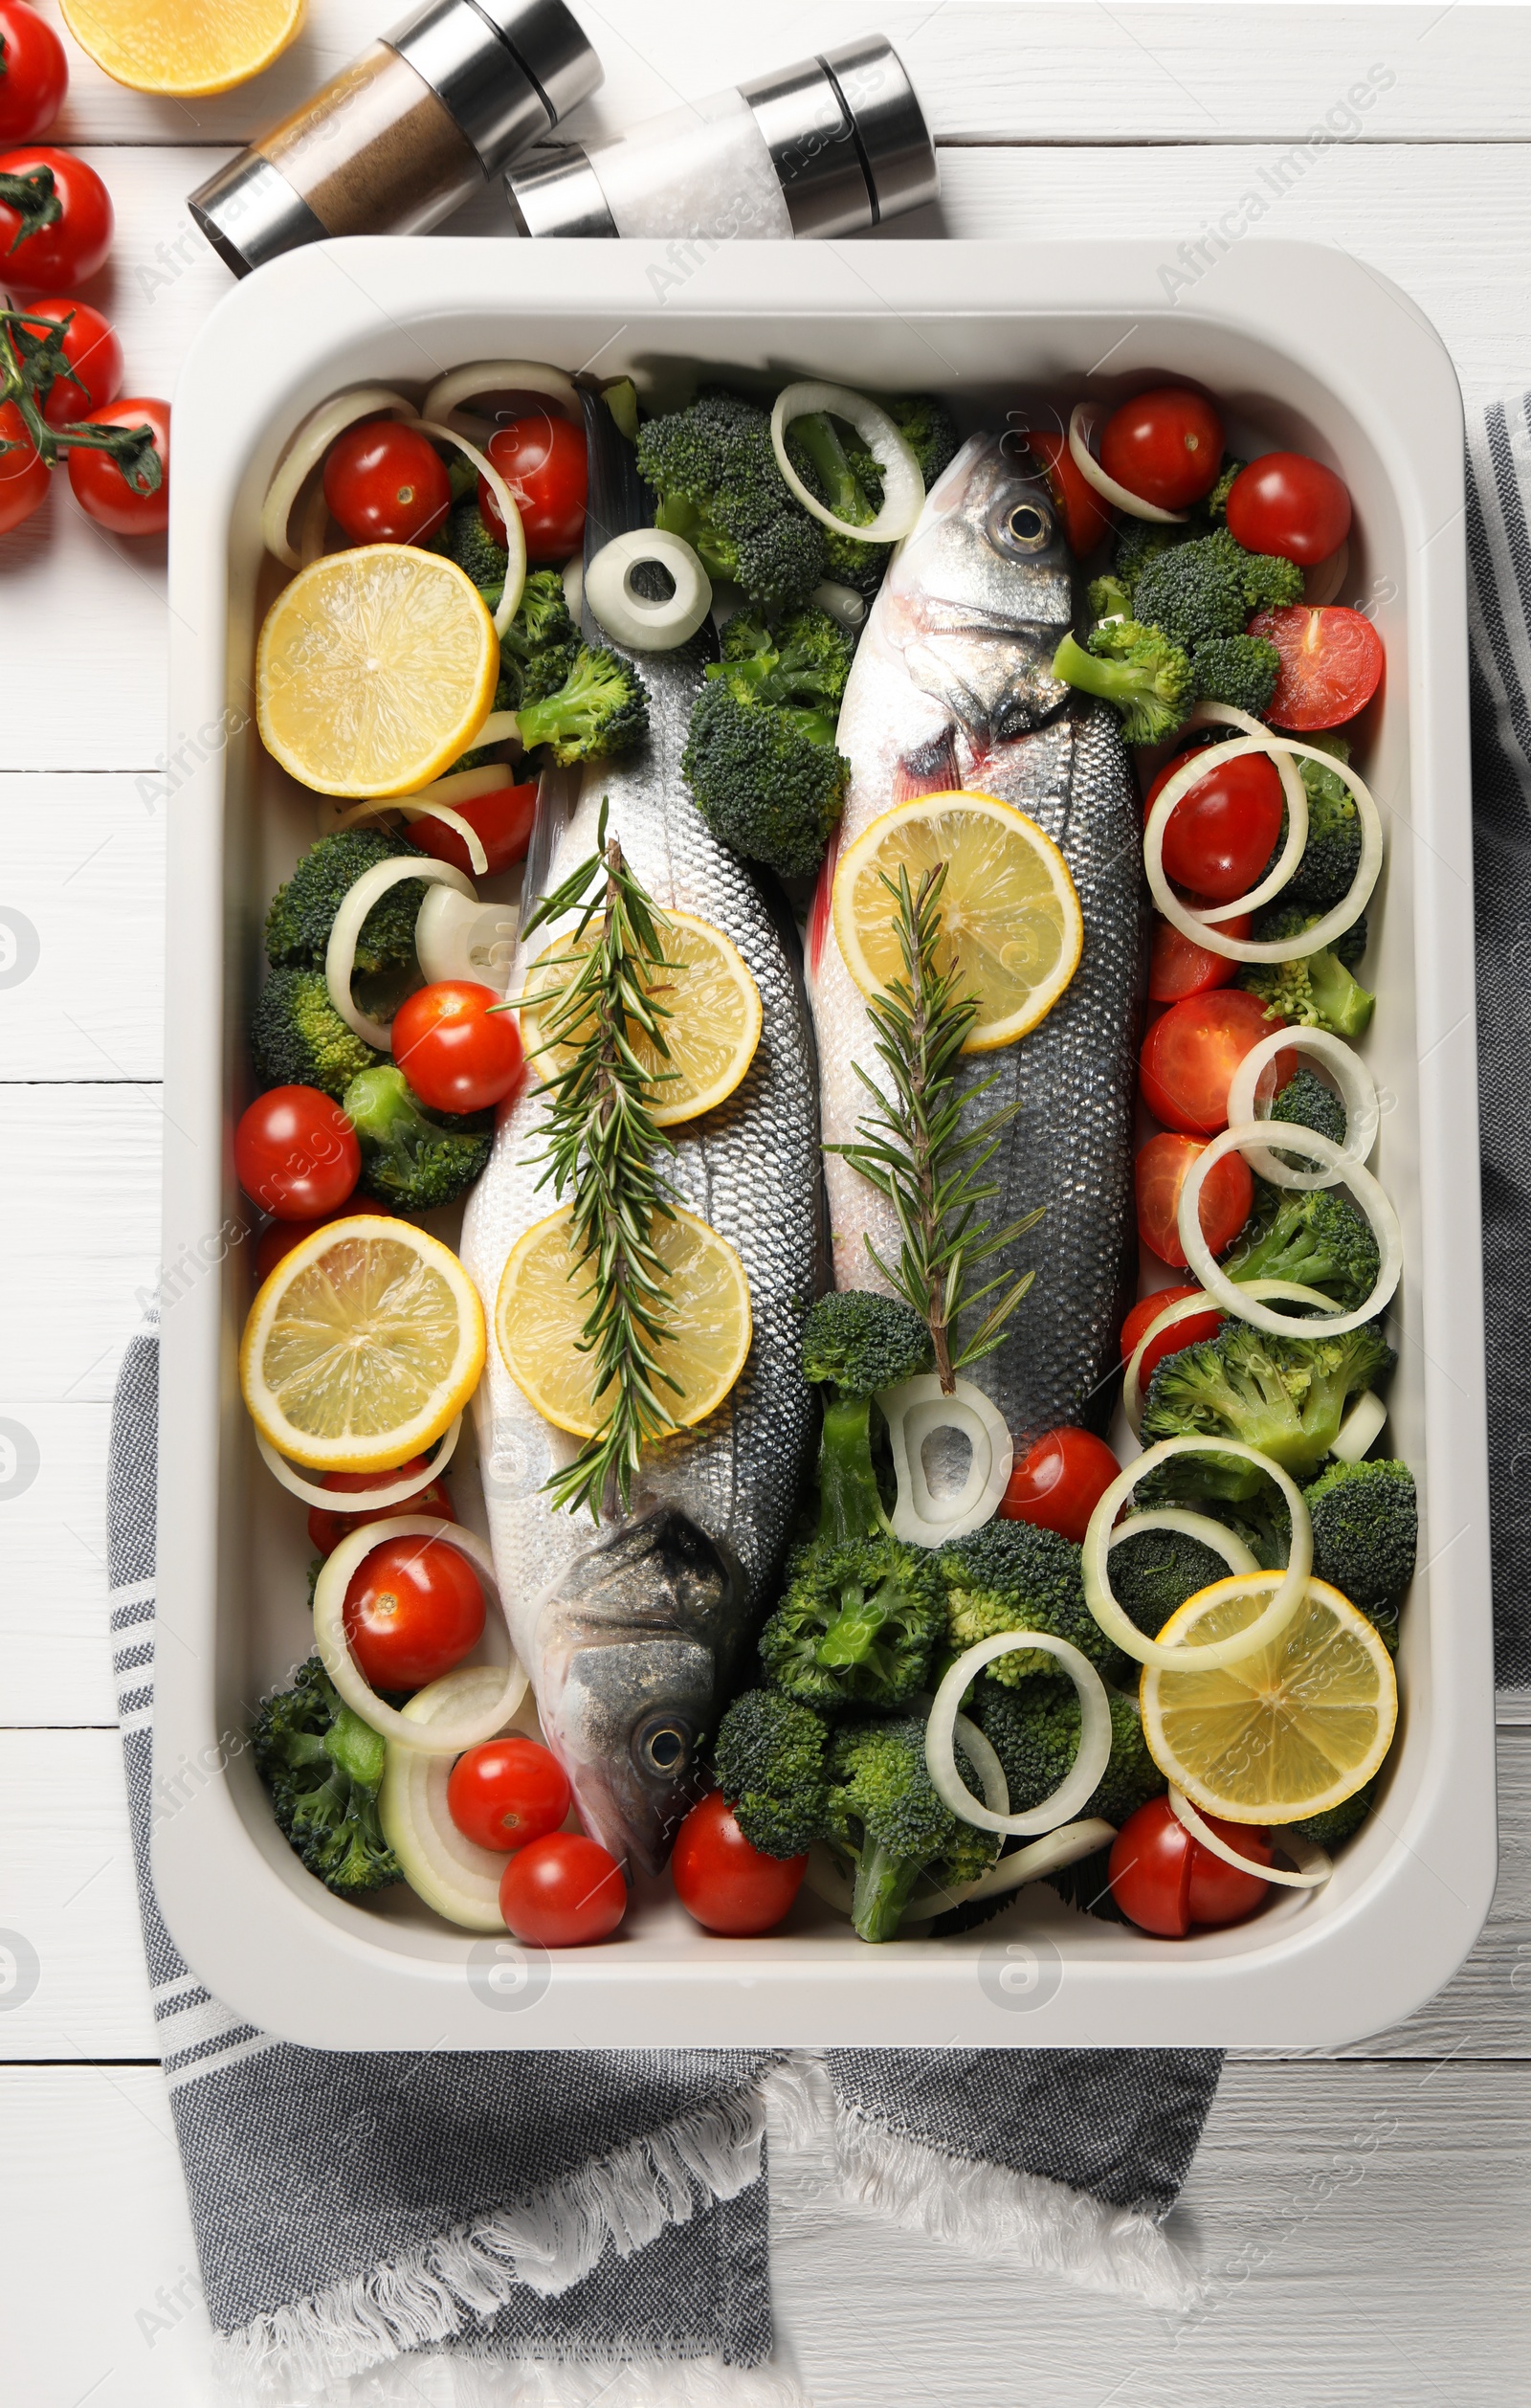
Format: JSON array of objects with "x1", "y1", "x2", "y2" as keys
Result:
[
  {"x1": 807, "y1": 435, "x2": 1144, "y2": 1445},
  {"x1": 460, "y1": 409, "x2": 822, "y2": 1875}
]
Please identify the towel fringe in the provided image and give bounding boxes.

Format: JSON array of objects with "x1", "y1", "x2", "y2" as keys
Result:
[{"x1": 214, "y1": 2347, "x2": 807, "y2": 2407}]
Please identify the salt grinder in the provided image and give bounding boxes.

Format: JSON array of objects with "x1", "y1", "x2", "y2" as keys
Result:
[
  {"x1": 189, "y1": 0, "x2": 601, "y2": 276},
  {"x1": 507, "y1": 34, "x2": 938, "y2": 243}
]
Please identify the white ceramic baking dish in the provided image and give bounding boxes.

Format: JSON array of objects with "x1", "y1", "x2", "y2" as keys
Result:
[{"x1": 154, "y1": 236, "x2": 1493, "y2": 2050}]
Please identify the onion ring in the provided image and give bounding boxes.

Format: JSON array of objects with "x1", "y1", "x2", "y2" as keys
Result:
[
  {"x1": 563, "y1": 555, "x2": 584, "y2": 623},
  {"x1": 1177, "y1": 1126, "x2": 1402, "y2": 1338},
  {"x1": 584, "y1": 529, "x2": 712, "y2": 650},
  {"x1": 379, "y1": 1667, "x2": 528, "y2": 1929},
  {"x1": 810, "y1": 580, "x2": 868, "y2": 631},
  {"x1": 1226, "y1": 1027, "x2": 1379, "y2": 1189},
  {"x1": 1167, "y1": 1786, "x2": 1332, "y2": 1889},
  {"x1": 1068, "y1": 402, "x2": 1187, "y2": 524},
  {"x1": 324, "y1": 855, "x2": 475, "y2": 1048},
  {"x1": 1122, "y1": 1279, "x2": 1339, "y2": 1435},
  {"x1": 422, "y1": 361, "x2": 580, "y2": 430},
  {"x1": 1082, "y1": 1438, "x2": 1313, "y2": 1672},
  {"x1": 1109, "y1": 1507, "x2": 1260, "y2": 1578},
  {"x1": 312, "y1": 1516, "x2": 527, "y2": 1753},
  {"x1": 255, "y1": 1416, "x2": 461, "y2": 1513},
  {"x1": 879, "y1": 1374, "x2": 1014, "y2": 1547},
  {"x1": 415, "y1": 419, "x2": 523, "y2": 634},
  {"x1": 1331, "y1": 1390, "x2": 1388, "y2": 1462},
  {"x1": 770, "y1": 381, "x2": 925, "y2": 545},
  {"x1": 927, "y1": 1632, "x2": 1113, "y2": 1836},
  {"x1": 323, "y1": 792, "x2": 495, "y2": 877},
  {"x1": 922, "y1": 1818, "x2": 1120, "y2": 1911},
  {"x1": 261, "y1": 386, "x2": 417, "y2": 569}
]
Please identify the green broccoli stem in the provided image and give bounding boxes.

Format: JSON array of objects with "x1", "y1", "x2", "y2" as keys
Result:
[
  {"x1": 790, "y1": 413, "x2": 875, "y2": 528},
  {"x1": 817, "y1": 1394, "x2": 887, "y2": 1544},
  {"x1": 850, "y1": 1836, "x2": 921, "y2": 1943},
  {"x1": 1052, "y1": 629, "x2": 1138, "y2": 711}
]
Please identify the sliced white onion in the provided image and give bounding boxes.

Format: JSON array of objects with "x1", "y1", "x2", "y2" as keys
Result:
[
  {"x1": 810, "y1": 579, "x2": 868, "y2": 631},
  {"x1": 1068, "y1": 402, "x2": 1187, "y2": 524},
  {"x1": 585, "y1": 529, "x2": 712, "y2": 650},
  {"x1": 922, "y1": 1818, "x2": 1120, "y2": 1911},
  {"x1": 1177, "y1": 1126, "x2": 1402, "y2": 1339},
  {"x1": 1109, "y1": 1507, "x2": 1260, "y2": 1578},
  {"x1": 1082, "y1": 1438, "x2": 1312, "y2": 1672},
  {"x1": 927, "y1": 1632, "x2": 1113, "y2": 1837},
  {"x1": 471, "y1": 711, "x2": 523, "y2": 751},
  {"x1": 1303, "y1": 541, "x2": 1349, "y2": 607},
  {"x1": 255, "y1": 1416, "x2": 461, "y2": 1513},
  {"x1": 312, "y1": 1515, "x2": 526, "y2": 1753},
  {"x1": 878, "y1": 1373, "x2": 1014, "y2": 1547},
  {"x1": 1168, "y1": 1785, "x2": 1332, "y2": 1889},
  {"x1": 1331, "y1": 1390, "x2": 1387, "y2": 1463},
  {"x1": 563, "y1": 555, "x2": 584, "y2": 623},
  {"x1": 1122, "y1": 1279, "x2": 1339, "y2": 1436},
  {"x1": 415, "y1": 419, "x2": 524, "y2": 635},
  {"x1": 770, "y1": 381, "x2": 925, "y2": 545},
  {"x1": 261, "y1": 386, "x2": 417, "y2": 569},
  {"x1": 296, "y1": 479, "x2": 329, "y2": 569},
  {"x1": 379, "y1": 1667, "x2": 524, "y2": 1929},
  {"x1": 414, "y1": 885, "x2": 517, "y2": 992},
  {"x1": 1146, "y1": 733, "x2": 1383, "y2": 961},
  {"x1": 324, "y1": 855, "x2": 475, "y2": 1048},
  {"x1": 422, "y1": 361, "x2": 580, "y2": 430},
  {"x1": 325, "y1": 791, "x2": 495, "y2": 879},
  {"x1": 1226, "y1": 1027, "x2": 1379, "y2": 1189}
]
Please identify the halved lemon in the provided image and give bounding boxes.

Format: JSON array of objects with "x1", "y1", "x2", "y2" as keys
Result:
[
  {"x1": 517, "y1": 912, "x2": 763, "y2": 1126},
  {"x1": 256, "y1": 546, "x2": 499, "y2": 797},
  {"x1": 240, "y1": 1218, "x2": 485, "y2": 1473},
  {"x1": 832, "y1": 790, "x2": 1083, "y2": 1050},
  {"x1": 1140, "y1": 1574, "x2": 1398, "y2": 1825},
  {"x1": 61, "y1": 0, "x2": 305, "y2": 95},
  {"x1": 496, "y1": 1204, "x2": 750, "y2": 1438}
]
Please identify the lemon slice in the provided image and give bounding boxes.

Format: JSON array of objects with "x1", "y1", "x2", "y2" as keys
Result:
[
  {"x1": 241, "y1": 1218, "x2": 485, "y2": 1474},
  {"x1": 496, "y1": 1204, "x2": 750, "y2": 1438},
  {"x1": 62, "y1": 0, "x2": 304, "y2": 95},
  {"x1": 518, "y1": 912, "x2": 763, "y2": 1126},
  {"x1": 832, "y1": 790, "x2": 1083, "y2": 1050},
  {"x1": 1140, "y1": 1574, "x2": 1398, "y2": 1825},
  {"x1": 256, "y1": 546, "x2": 499, "y2": 798}
]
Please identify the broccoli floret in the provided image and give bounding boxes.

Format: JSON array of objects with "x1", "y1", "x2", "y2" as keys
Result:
[
  {"x1": 785, "y1": 412, "x2": 891, "y2": 597},
  {"x1": 265, "y1": 831, "x2": 426, "y2": 977},
  {"x1": 1220, "y1": 1184, "x2": 1381, "y2": 1312},
  {"x1": 938, "y1": 1519, "x2": 1130, "y2": 1688},
  {"x1": 636, "y1": 388, "x2": 827, "y2": 612},
  {"x1": 1085, "y1": 572, "x2": 1133, "y2": 621},
  {"x1": 1290, "y1": 1777, "x2": 1377, "y2": 1851},
  {"x1": 713, "y1": 1688, "x2": 829, "y2": 1860},
  {"x1": 1303, "y1": 1459, "x2": 1418, "y2": 1610},
  {"x1": 343, "y1": 1063, "x2": 491, "y2": 1210},
  {"x1": 1192, "y1": 632, "x2": 1281, "y2": 716},
  {"x1": 251, "y1": 966, "x2": 385, "y2": 1102},
  {"x1": 1133, "y1": 527, "x2": 1304, "y2": 649},
  {"x1": 1270, "y1": 1065, "x2": 1348, "y2": 1149},
  {"x1": 427, "y1": 492, "x2": 509, "y2": 591},
  {"x1": 883, "y1": 395, "x2": 960, "y2": 486},
  {"x1": 1133, "y1": 1458, "x2": 1295, "y2": 1570},
  {"x1": 1238, "y1": 903, "x2": 1374, "y2": 1037},
  {"x1": 1053, "y1": 621, "x2": 1197, "y2": 747},
  {"x1": 977, "y1": 1677, "x2": 1165, "y2": 1829},
  {"x1": 1141, "y1": 1319, "x2": 1396, "y2": 1494},
  {"x1": 1108, "y1": 1524, "x2": 1232, "y2": 1637},
  {"x1": 717, "y1": 604, "x2": 854, "y2": 715},
  {"x1": 800, "y1": 1287, "x2": 933, "y2": 1540},
  {"x1": 682, "y1": 678, "x2": 849, "y2": 879},
  {"x1": 1111, "y1": 516, "x2": 1187, "y2": 598},
  {"x1": 760, "y1": 1535, "x2": 945, "y2": 1715},
  {"x1": 252, "y1": 1657, "x2": 399, "y2": 1897},
  {"x1": 499, "y1": 567, "x2": 577, "y2": 664},
  {"x1": 1206, "y1": 460, "x2": 1245, "y2": 523},
  {"x1": 1240, "y1": 547, "x2": 1308, "y2": 613},
  {"x1": 514, "y1": 641, "x2": 649, "y2": 767},
  {"x1": 824, "y1": 1716, "x2": 998, "y2": 1942},
  {"x1": 1287, "y1": 746, "x2": 1363, "y2": 910}
]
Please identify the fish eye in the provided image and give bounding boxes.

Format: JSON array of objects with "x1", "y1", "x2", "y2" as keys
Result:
[
  {"x1": 988, "y1": 491, "x2": 1054, "y2": 556},
  {"x1": 634, "y1": 1716, "x2": 690, "y2": 1778}
]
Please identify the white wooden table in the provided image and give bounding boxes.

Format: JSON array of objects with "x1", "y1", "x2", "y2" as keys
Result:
[{"x1": 3, "y1": 5, "x2": 1530, "y2": 2398}]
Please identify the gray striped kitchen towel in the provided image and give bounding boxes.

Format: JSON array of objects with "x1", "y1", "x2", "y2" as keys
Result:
[{"x1": 111, "y1": 1327, "x2": 1219, "y2": 2406}]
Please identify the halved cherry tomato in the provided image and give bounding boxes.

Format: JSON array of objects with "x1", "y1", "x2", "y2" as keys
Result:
[
  {"x1": 1018, "y1": 427, "x2": 1114, "y2": 556},
  {"x1": 25, "y1": 296, "x2": 122, "y2": 428},
  {"x1": 0, "y1": 396, "x2": 47, "y2": 533},
  {"x1": 1141, "y1": 990, "x2": 1293, "y2": 1138},
  {"x1": 253, "y1": 1199, "x2": 395, "y2": 1285},
  {"x1": 672, "y1": 1791, "x2": 807, "y2": 1935},
  {"x1": 306, "y1": 1459, "x2": 455, "y2": 1557},
  {"x1": 1225, "y1": 453, "x2": 1351, "y2": 569},
  {"x1": 1098, "y1": 386, "x2": 1223, "y2": 512},
  {"x1": 1145, "y1": 749, "x2": 1283, "y2": 903},
  {"x1": 406, "y1": 781, "x2": 537, "y2": 878},
  {"x1": 322, "y1": 416, "x2": 451, "y2": 546},
  {"x1": 0, "y1": 146, "x2": 111, "y2": 288},
  {"x1": 448, "y1": 1736, "x2": 571, "y2": 1853},
  {"x1": 342, "y1": 1532, "x2": 485, "y2": 1692},
  {"x1": 1148, "y1": 912, "x2": 1250, "y2": 1003},
  {"x1": 998, "y1": 1426, "x2": 1120, "y2": 1544},
  {"x1": 66, "y1": 396, "x2": 168, "y2": 536},
  {"x1": 1136, "y1": 1133, "x2": 1253, "y2": 1268},
  {"x1": 1109, "y1": 1796, "x2": 1272, "y2": 1936},
  {"x1": 478, "y1": 413, "x2": 588, "y2": 563},
  {"x1": 1249, "y1": 604, "x2": 1384, "y2": 730},
  {"x1": 1120, "y1": 1286, "x2": 1223, "y2": 1385},
  {"x1": 234, "y1": 1085, "x2": 359, "y2": 1220},
  {"x1": 390, "y1": 980, "x2": 523, "y2": 1114},
  {"x1": 0, "y1": 6, "x2": 68, "y2": 145},
  {"x1": 499, "y1": 1831, "x2": 627, "y2": 1947}
]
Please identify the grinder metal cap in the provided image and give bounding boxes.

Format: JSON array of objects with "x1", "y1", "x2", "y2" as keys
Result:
[
  {"x1": 408, "y1": 0, "x2": 601, "y2": 166},
  {"x1": 741, "y1": 34, "x2": 938, "y2": 238}
]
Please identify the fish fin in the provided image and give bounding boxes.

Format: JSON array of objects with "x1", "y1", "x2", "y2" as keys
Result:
[
  {"x1": 808, "y1": 825, "x2": 841, "y2": 979},
  {"x1": 891, "y1": 728, "x2": 962, "y2": 802}
]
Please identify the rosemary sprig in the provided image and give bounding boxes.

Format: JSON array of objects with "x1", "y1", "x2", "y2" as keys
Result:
[
  {"x1": 828, "y1": 861, "x2": 1043, "y2": 1393},
  {"x1": 517, "y1": 801, "x2": 681, "y2": 1520}
]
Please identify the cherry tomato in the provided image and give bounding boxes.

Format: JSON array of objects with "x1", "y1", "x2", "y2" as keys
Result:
[
  {"x1": 234, "y1": 1085, "x2": 359, "y2": 1219},
  {"x1": 1249, "y1": 604, "x2": 1384, "y2": 730},
  {"x1": 672, "y1": 1791, "x2": 808, "y2": 1935},
  {"x1": 1109, "y1": 1797, "x2": 1272, "y2": 1936},
  {"x1": 1018, "y1": 427, "x2": 1114, "y2": 556},
  {"x1": 306, "y1": 1458, "x2": 454, "y2": 1557},
  {"x1": 405, "y1": 781, "x2": 537, "y2": 879},
  {"x1": 998, "y1": 1426, "x2": 1120, "y2": 1544},
  {"x1": 448, "y1": 1736, "x2": 572, "y2": 1853},
  {"x1": 1136, "y1": 1132, "x2": 1254, "y2": 1268},
  {"x1": 0, "y1": 396, "x2": 48, "y2": 533},
  {"x1": 1225, "y1": 453, "x2": 1352, "y2": 569},
  {"x1": 478, "y1": 413, "x2": 588, "y2": 563},
  {"x1": 253, "y1": 1199, "x2": 394, "y2": 1284},
  {"x1": 1098, "y1": 386, "x2": 1223, "y2": 511},
  {"x1": 24, "y1": 296, "x2": 122, "y2": 429},
  {"x1": 0, "y1": 146, "x2": 111, "y2": 287},
  {"x1": 342, "y1": 1532, "x2": 485, "y2": 1692},
  {"x1": 1141, "y1": 991, "x2": 1293, "y2": 1139},
  {"x1": 1149, "y1": 911, "x2": 1250, "y2": 1004},
  {"x1": 0, "y1": 6, "x2": 65, "y2": 143},
  {"x1": 1120, "y1": 1286, "x2": 1224, "y2": 1384},
  {"x1": 499, "y1": 1831, "x2": 627, "y2": 1947},
  {"x1": 65, "y1": 395, "x2": 168, "y2": 535},
  {"x1": 322, "y1": 416, "x2": 451, "y2": 546},
  {"x1": 390, "y1": 980, "x2": 523, "y2": 1114},
  {"x1": 1145, "y1": 749, "x2": 1283, "y2": 904}
]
